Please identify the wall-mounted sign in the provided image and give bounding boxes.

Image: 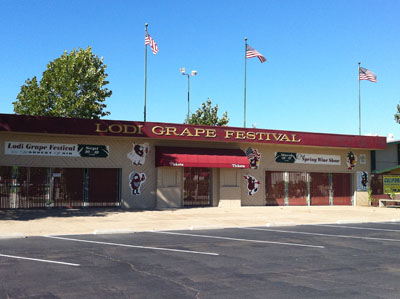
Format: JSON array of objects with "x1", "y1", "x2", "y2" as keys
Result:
[
  {"x1": 275, "y1": 152, "x2": 341, "y2": 165},
  {"x1": 357, "y1": 171, "x2": 368, "y2": 191},
  {"x1": 0, "y1": 114, "x2": 387, "y2": 150},
  {"x1": 78, "y1": 144, "x2": 109, "y2": 158},
  {"x1": 383, "y1": 175, "x2": 400, "y2": 193},
  {"x1": 360, "y1": 154, "x2": 367, "y2": 165},
  {"x1": 5, "y1": 142, "x2": 109, "y2": 158}
]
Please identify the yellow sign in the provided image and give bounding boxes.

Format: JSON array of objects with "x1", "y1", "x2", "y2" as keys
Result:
[{"x1": 383, "y1": 175, "x2": 400, "y2": 193}]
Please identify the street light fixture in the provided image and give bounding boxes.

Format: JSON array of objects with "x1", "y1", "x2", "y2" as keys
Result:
[{"x1": 180, "y1": 68, "x2": 197, "y2": 121}]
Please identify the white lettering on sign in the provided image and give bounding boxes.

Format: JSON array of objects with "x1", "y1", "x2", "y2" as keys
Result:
[
  {"x1": 295, "y1": 153, "x2": 341, "y2": 165},
  {"x1": 169, "y1": 162, "x2": 184, "y2": 167},
  {"x1": 232, "y1": 164, "x2": 246, "y2": 168},
  {"x1": 275, "y1": 152, "x2": 341, "y2": 166},
  {"x1": 5, "y1": 141, "x2": 79, "y2": 157}
]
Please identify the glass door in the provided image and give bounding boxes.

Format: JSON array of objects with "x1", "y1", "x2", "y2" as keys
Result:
[{"x1": 183, "y1": 168, "x2": 211, "y2": 206}]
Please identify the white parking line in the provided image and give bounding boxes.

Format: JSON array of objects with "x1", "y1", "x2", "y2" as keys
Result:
[
  {"x1": 240, "y1": 227, "x2": 400, "y2": 242},
  {"x1": 0, "y1": 253, "x2": 80, "y2": 267},
  {"x1": 44, "y1": 235, "x2": 219, "y2": 256},
  {"x1": 151, "y1": 231, "x2": 324, "y2": 249},
  {"x1": 312, "y1": 224, "x2": 400, "y2": 232}
]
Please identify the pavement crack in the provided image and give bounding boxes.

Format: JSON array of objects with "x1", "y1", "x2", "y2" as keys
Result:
[
  {"x1": 265, "y1": 268, "x2": 386, "y2": 291},
  {"x1": 86, "y1": 250, "x2": 202, "y2": 298}
]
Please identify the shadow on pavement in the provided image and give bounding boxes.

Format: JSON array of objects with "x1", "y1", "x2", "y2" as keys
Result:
[{"x1": 0, "y1": 208, "x2": 146, "y2": 221}]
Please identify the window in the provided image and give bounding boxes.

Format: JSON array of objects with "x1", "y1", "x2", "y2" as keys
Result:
[
  {"x1": 223, "y1": 169, "x2": 237, "y2": 187},
  {"x1": 161, "y1": 168, "x2": 178, "y2": 187}
]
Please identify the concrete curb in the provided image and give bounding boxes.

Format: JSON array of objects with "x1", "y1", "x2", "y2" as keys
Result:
[
  {"x1": 93, "y1": 229, "x2": 136, "y2": 235},
  {"x1": 0, "y1": 233, "x2": 26, "y2": 239},
  {"x1": 266, "y1": 222, "x2": 297, "y2": 227},
  {"x1": 189, "y1": 225, "x2": 225, "y2": 230},
  {"x1": 336, "y1": 220, "x2": 364, "y2": 224}
]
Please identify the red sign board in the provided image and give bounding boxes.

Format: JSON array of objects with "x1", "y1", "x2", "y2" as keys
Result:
[{"x1": 0, "y1": 114, "x2": 386, "y2": 149}]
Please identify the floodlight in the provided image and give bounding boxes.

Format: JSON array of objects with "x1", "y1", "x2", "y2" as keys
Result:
[{"x1": 180, "y1": 67, "x2": 197, "y2": 123}]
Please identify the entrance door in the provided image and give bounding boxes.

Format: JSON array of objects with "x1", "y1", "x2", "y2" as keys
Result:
[
  {"x1": 288, "y1": 172, "x2": 308, "y2": 206},
  {"x1": 88, "y1": 168, "x2": 120, "y2": 207},
  {"x1": 310, "y1": 172, "x2": 330, "y2": 205},
  {"x1": 183, "y1": 168, "x2": 211, "y2": 206},
  {"x1": 52, "y1": 168, "x2": 84, "y2": 207},
  {"x1": 332, "y1": 173, "x2": 352, "y2": 205},
  {"x1": 27, "y1": 167, "x2": 50, "y2": 208},
  {"x1": 265, "y1": 171, "x2": 285, "y2": 206}
]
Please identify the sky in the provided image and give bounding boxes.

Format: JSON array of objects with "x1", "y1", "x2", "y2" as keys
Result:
[{"x1": 1, "y1": 0, "x2": 399, "y2": 139}]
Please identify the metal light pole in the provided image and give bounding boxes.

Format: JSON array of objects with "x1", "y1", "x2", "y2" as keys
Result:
[{"x1": 180, "y1": 68, "x2": 197, "y2": 121}]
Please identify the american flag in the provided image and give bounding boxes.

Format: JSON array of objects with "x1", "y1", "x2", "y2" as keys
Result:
[
  {"x1": 359, "y1": 67, "x2": 377, "y2": 83},
  {"x1": 246, "y1": 45, "x2": 266, "y2": 63},
  {"x1": 145, "y1": 33, "x2": 159, "y2": 55}
]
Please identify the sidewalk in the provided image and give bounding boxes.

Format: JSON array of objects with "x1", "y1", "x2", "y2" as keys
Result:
[{"x1": 1, "y1": 206, "x2": 400, "y2": 237}]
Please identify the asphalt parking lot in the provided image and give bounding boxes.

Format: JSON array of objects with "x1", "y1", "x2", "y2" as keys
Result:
[{"x1": 1, "y1": 222, "x2": 400, "y2": 299}]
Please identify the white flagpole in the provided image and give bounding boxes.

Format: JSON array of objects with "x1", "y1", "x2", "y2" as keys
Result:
[
  {"x1": 144, "y1": 23, "x2": 148, "y2": 123},
  {"x1": 244, "y1": 37, "x2": 247, "y2": 128},
  {"x1": 358, "y1": 62, "x2": 361, "y2": 135}
]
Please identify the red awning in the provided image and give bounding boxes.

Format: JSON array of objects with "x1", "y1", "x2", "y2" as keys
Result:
[{"x1": 155, "y1": 147, "x2": 249, "y2": 168}]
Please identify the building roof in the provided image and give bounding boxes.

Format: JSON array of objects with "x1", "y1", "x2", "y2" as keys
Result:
[
  {"x1": 0, "y1": 113, "x2": 387, "y2": 150},
  {"x1": 373, "y1": 165, "x2": 400, "y2": 174},
  {"x1": 388, "y1": 140, "x2": 400, "y2": 145}
]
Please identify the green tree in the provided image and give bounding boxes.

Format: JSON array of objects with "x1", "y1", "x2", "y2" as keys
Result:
[
  {"x1": 395, "y1": 104, "x2": 400, "y2": 124},
  {"x1": 186, "y1": 98, "x2": 229, "y2": 126},
  {"x1": 13, "y1": 47, "x2": 112, "y2": 119}
]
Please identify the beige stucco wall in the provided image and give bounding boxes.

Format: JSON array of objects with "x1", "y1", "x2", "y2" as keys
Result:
[
  {"x1": 0, "y1": 132, "x2": 372, "y2": 209},
  {"x1": 219, "y1": 168, "x2": 242, "y2": 207},
  {"x1": 355, "y1": 191, "x2": 369, "y2": 206},
  {"x1": 0, "y1": 132, "x2": 158, "y2": 209},
  {"x1": 212, "y1": 168, "x2": 220, "y2": 207},
  {"x1": 156, "y1": 167, "x2": 183, "y2": 208},
  {"x1": 151, "y1": 142, "x2": 371, "y2": 207},
  {"x1": 237, "y1": 143, "x2": 370, "y2": 206}
]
